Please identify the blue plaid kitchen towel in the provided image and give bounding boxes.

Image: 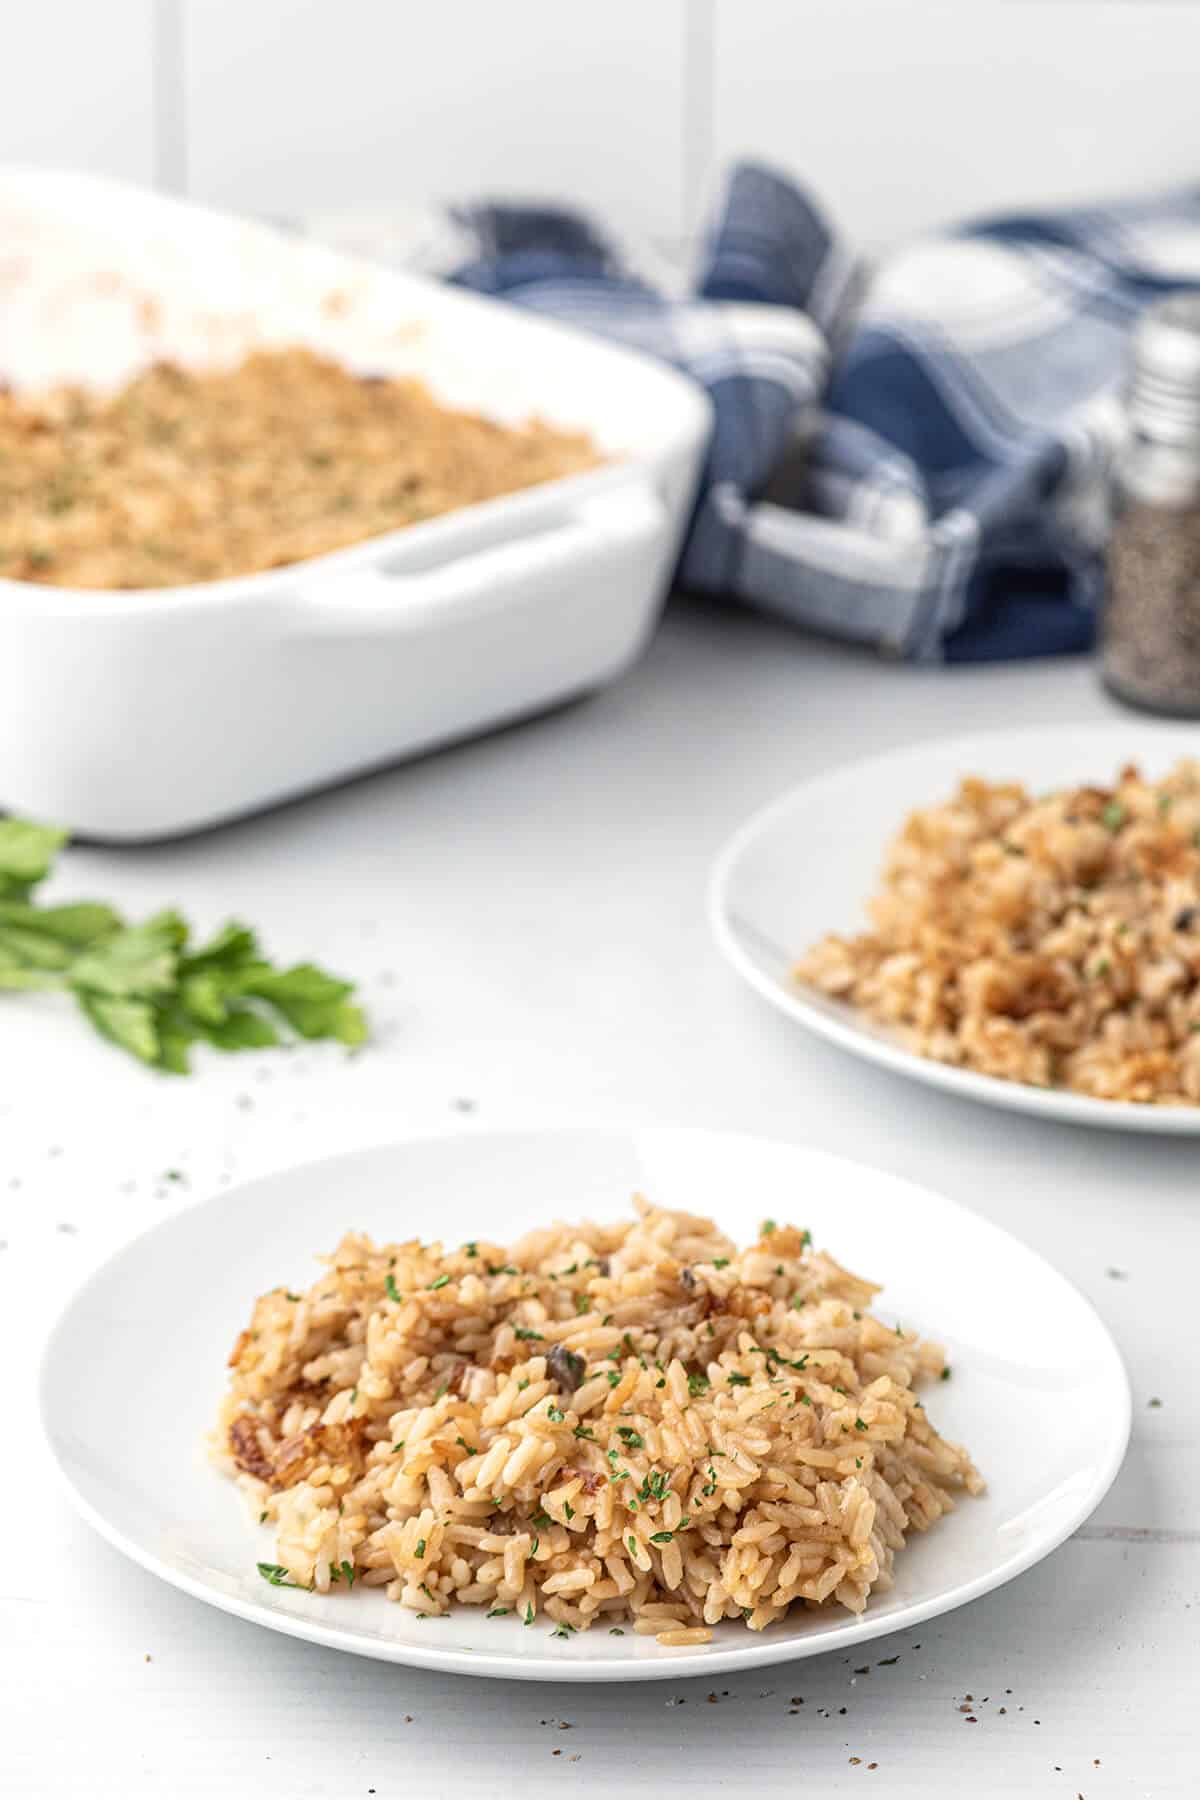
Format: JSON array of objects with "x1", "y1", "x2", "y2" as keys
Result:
[{"x1": 359, "y1": 162, "x2": 1200, "y2": 662}]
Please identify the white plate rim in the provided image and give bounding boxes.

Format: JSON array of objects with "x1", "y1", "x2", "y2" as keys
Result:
[
  {"x1": 709, "y1": 722, "x2": 1200, "y2": 1135},
  {"x1": 39, "y1": 1125, "x2": 1131, "y2": 1682}
]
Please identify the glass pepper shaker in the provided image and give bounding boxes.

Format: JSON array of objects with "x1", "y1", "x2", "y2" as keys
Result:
[{"x1": 1101, "y1": 293, "x2": 1200, "y2": 716}]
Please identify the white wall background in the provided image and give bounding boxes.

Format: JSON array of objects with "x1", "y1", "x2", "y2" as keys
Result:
[{"x1": 4, "y1": 0, "x2": 1200, "y2": 247}]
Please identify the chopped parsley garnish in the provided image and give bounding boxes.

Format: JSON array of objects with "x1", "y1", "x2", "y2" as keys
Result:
[
  {"x1": 258, "y1": 1509, "x2": 268, "y2": 1524},
  {"x1": 649, "y1": 1530, "x2": 673, "y2": 1544},
  {"x1": 1102, "y1": 801, "x2": 1126, "y2": 833},
  {"x1": 384, "y1": 1274, "x2": 403, "y2": 1303},
  {"x1": 551, "y1": 1624, "x2": 574, "y2": 1639},
  {"x1": 513, "y1": 1326, "x2": 544, "y2": 1341},
  {"x1": 256, "y1": 1562, "x2": 304, "y2": 1589},
  {"x1": 328, "y1": 1559, "x2": 356, "y2": 1587},
  {"x1": 531, "y1": 1510, "x2": 550, "y2": 1528},
  {"x1": 433, "y1": 1380, "x2": 448, "y2": 1400},
  {"x1": 940, "y1": 1365, "x2": 952, "y2": 1381},
  {"x1": 727, "y1": 1372, "x2": 750, "y2": 1387},
  {"x1": 414, "y1": 1538, "x2": 426, "y2": 1558},
  {"x1": 392, "y1": 1440, "x2": 405, "y2": 1453},
  {"x1": 712, "y1": 1257, "x2": 730, "y2": 1269},
  {"x1": 530, "y1": 1536, "x2": 539, "y2": 1556},
  {"x1": 573, "y1": 1425, "x2": 595, "y2": 1440},
  {"x1": 854, "y1": 1418, "x2": 868, "y2": 1432},
  {"x1": 455, "y1": 1436, "x2": 477, "y2": 1455},
  {"x1": 687, "y1": 1373, "x2": 710, "y2": 1398},
  {"x1": 486, "y1": 1263, "x2": 518, "y2": 1277},
  {"x1": 799, "y1": 1230, "x2": 812, "y2": 1251},
  {"x1": 486, "y1": 1607, "x2": 511, "y2": 1617},
  {"x1": 428, "y1": 1273, "x2": 451, "y2": 1291},
  {"x1": 523, "y1": 1603, "x2": 534, "y2": 1625},
  {"x1": 547, "y1": 1404, "x2": 565, "y2": 1424},
  {"x1": 761, "y1": 1218, "x2": 777, "y2": 1236},
  {"x1": 464, "y1": 1242, "x2": 478, "y2": 1257},
  {"x1": 285, "y1": 1291, "x2": 302, "y2": 1302},
  {"x1": 855, "y1": 1458, "x2": 863, "y2": 1469},
  {"x1": 799, "y1": 1392, "x2": 811, "y2": 1406},
  {"x1": 627, "y1": 1535, "x2": 638, "y2": 1558},
  {"x1": 616, "y1": 1427, "x2": 644, "y2": 1448},
  {"x1": 563, "y1": 1502, "x2": 575, "y2": 1521},
  {"x1": 517, "y1": 1378, "x2": 530, "y2": 1391},
  {"x1": 609, "y1": 1627, "x2": 625, "y2": 1636},
  {"x1": 605, "y1": 1370, "x2": 621, "y2": 1388},
  {"x1": 575, "y1": 1294, "x2": 591, "y2": 1315}
]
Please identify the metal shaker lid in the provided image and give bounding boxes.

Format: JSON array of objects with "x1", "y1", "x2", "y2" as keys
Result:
[{"x1": 1129, "y1": 293, "x2": 1200, "y2": 442}]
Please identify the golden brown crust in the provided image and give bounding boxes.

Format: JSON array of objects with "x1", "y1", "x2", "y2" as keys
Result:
[{"x1": 0, "y1": 349, "x2": 600, "y2": 590}]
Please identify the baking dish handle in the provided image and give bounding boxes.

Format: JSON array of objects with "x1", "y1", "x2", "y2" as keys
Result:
[{"x1": 283, "y1": 485, "x2": 667, "y2": 637}]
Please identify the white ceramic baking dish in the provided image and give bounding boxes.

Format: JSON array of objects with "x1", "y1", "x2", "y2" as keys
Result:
[{"x1": 0, "y1": 170, "x2": 711, "y2": 841}]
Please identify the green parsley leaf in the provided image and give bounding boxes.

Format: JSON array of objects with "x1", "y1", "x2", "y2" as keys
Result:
[
  {"x1": 385, "y1": 1274, "x2": 403, "y2": 1304},
  {"x1": 0, "y1": 818, "x2": 67, "y2": 899},
  {"x1": 760, "y1": 1218, "x2": 777, "y2": 1236},
  {"x1": 687, "y1": 1373, "x2": 710, "y2": 1398},
  {"x1": 854, "y1": 1417, "x2": 868, "y2": 1432},
  {"x1": 513, "y1": 1326, "x2": 544, "y2": 1341},
  {"x1": 428, "y1": 1274, "x2": 451, "y2": 1291},
  {"x1": 486, "y1": 1607, "x2": 511, "y2": 1617},
  {"x1": 726, "y1": 1372, "x2": 751, "y2": 1387},
  {"x1": 609, "y1": 1627, "x2": 625, "y2": 1636},
  {"x1": 616, "y1": 1427, "x2": 644, "y2": 1449},
  {"x1": 256, "y1": 1562, "x2": 303, "y2": 1589},
  {"x1": 712, "y1": 1257, "x2": 730, "y2": 1270},
  {"x1": 547, "y1": 1404, "x2": 565, "y2": 1424},
  {"x1": 523, "y1": 1603, "x2": 534, "y2": 1626},
  {"x1": 415, "y1": 1539, "x2": 426, "y2": 1558},
  {"x1": 649, "y1": 1531, "x2": 673, "y2": 1544},
  {"x1": 1102, "y1": 802, "x2": 1126, "y2": 833}
]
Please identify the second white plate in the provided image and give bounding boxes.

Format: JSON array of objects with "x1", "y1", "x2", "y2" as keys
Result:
[
  {"x1": 710, "y1": 722, "x2": 1200, "y2": 1134},
  {"x1": 41, "y1": 1127, "x2": 1129, "y2": 1681}
]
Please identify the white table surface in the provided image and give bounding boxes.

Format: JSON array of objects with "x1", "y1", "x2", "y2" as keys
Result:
[{"x1": 3, "y1": 600, "x2": 1197, "y2": 1798}]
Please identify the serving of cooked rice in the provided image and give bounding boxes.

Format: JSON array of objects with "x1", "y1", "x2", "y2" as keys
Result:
[
  {"x1": 0, "y1": 348, "x2": 600, "y2": 590},
  {"x1": 214, "y1": 1198, "x2": 980, "y2": 1645},
  {"x1": 797, "y1": 760, "x2": 1200, "y2": 1106}
]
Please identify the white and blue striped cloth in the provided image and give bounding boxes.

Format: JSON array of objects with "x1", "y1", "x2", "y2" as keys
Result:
[{"x1": 344, "y1": 163, "x2": 1200, "y2": 662}]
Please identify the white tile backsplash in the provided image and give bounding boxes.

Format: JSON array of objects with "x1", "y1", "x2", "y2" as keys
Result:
[
  {"x1": 0, "y1": 1, "x2": 156, "y2": 182},
  {"x1": 0, "y1": 3, "x2": 1197, "y2": 249},
  {"x1": 182, "y1": 0, "x2": 689, "y2": 241},
  {"x1": 710, "y1": 1, "x2": 1200, "y2": 247}
]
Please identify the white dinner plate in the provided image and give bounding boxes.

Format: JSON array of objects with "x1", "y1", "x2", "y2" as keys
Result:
[
  {"x1": 41, "y1": 1127, "x2": 1129, "y2": 1682},
  {"x1": 711, "y1": 722, "x2": 1200, "y2": 1133}
]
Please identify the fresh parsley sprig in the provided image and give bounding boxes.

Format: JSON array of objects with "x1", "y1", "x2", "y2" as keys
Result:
[{"x1": 0, "y1": 817, "x2": 367, "y2": 1072}]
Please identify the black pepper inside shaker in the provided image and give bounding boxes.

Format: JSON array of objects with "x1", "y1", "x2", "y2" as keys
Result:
[{"x1": 1101, "y1": 293, "x2": 1200, "y2": 717}]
